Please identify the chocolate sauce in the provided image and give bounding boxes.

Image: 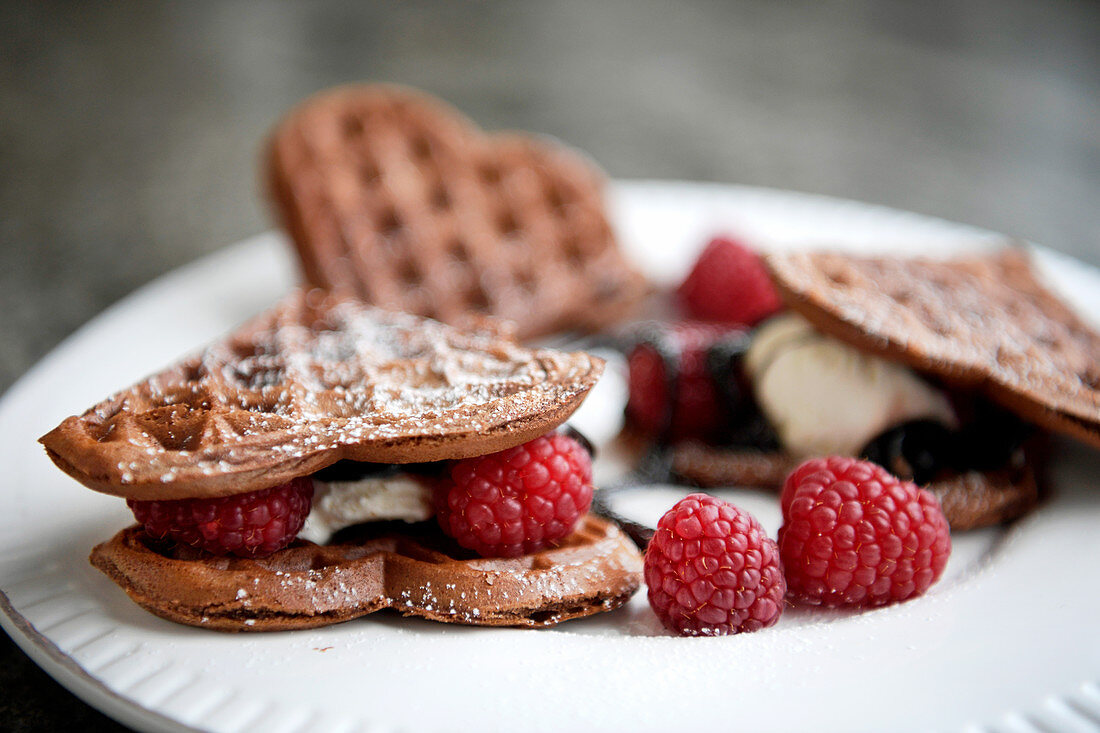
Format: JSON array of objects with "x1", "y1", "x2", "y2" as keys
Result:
[
  {"x1": 860, "y1": 420, "x2": 956, "y2": 484},
  {"x1": 859, "y1": 401, "x2": 1033, "y2": 484},
  {"x1": 562, "y1": 425, "x2": 597, "y2": 460},
  {"x1": 311, "y1": 460, "x2": 445, "y2": 483}
]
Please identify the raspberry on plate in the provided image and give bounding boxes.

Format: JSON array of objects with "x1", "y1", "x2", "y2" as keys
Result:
[
  {"x1": 128, "y1": 477, "x2": 314, "y2": 558},
  {"x1": 625, "y1": 322, "x2": 747, "y2": 442},
  {"x1": 433, "y1": 433, "x2": 594, "y2": 558},
  {"x1": 645, "y1": 493, "x2": 785, "y2": 636},
  {"x1": 778, "y1": 456, "x2": 951, "y2": 607},
  {"x1": 677, "y1": 236, "x2": 784, "y2": 326}
]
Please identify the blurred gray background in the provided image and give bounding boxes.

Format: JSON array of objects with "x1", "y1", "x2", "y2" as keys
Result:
[{"x1": 2, "y1": 0, "x2": 1098, "y2": 729}]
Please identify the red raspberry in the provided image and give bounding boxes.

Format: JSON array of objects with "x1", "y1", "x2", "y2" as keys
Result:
[
  {"x1": 626, "y1": 343, "x2": 669, "y2": 435},
  {"x1": 128, "y1": 478, "x2": 314, "y2": 558},
  {"x1": 645, "y1": 493, "x2": 785, "y2": 636},
  {"x1": 778, "y1": 456, "x2": 951, "y2": 607},
  {"x1": 433, "y1": 434, "x2": 593, "y2": 558},
  {"x1": 625, "y1": 323, "x2": 732, "y2": 441},
  {"x1": 677, "y1": 236, "x2": 783, "y2": 326}
]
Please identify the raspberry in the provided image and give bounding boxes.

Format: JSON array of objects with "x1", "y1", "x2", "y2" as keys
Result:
[
  {"x1": 677, "y1": 236, "x2": 783, "y2": 326},
  {"x1": 625, "y1": 322, "x2": 738, "y2": 441},
  {"x1": 778, "y1": 456, "x2": 951, "y2": 607},
  {"x1": 645, "y1": 494, "x2": 785, "y2": 636},
  {"x1": 128, "y1": 478, "x2": 314, "y2": 557},
  {"x1": 625, "y1": 343, "x2": 670, "y2": 435},
  {"x1": 433, "y1": 433, "x2": 594, "y2": 558}
]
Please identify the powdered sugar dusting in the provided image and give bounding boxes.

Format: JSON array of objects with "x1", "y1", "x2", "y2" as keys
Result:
[{"x1": 49, "y1": 291, "x2": 601, "y2": 492}]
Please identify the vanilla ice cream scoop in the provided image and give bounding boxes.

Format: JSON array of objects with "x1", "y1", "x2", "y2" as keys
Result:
[
  {"x1": 746, "y1": 314, "x2": 956, "y2": 458},
  {"x1": 299, "y1": 474, "x2": 434, "y2": 544}
]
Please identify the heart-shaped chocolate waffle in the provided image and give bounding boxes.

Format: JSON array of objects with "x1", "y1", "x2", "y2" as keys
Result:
[
  {"x1": 40, "y1": 290, "x2": 603, "y2": 500},
  {"x1": 90, "y1": 515, "x2": 643, "y2": 631},
  {"x1": 265, "y1": 85, "x2": 647, "y2": 340}
]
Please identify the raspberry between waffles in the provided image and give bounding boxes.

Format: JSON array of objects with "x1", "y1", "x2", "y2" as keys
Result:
[
  {"x1": 433, "y1": 434, "x2": 594, "y2": 558},
  {"x1": 128, "y1": 478, "x2": 314, "y2": 557},
  {"x1": 625, "y1": 322, "x2": 748, "y2": 442},
  {"x1": 778, "y1": 456, "x2": 951, "y2": 607}
]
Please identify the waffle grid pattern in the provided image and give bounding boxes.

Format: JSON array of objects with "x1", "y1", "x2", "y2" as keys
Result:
[{"x1": 267, "y1": 85, "x2": 646, "y2": 339}]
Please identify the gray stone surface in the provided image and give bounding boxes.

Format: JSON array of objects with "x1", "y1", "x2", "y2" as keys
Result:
[{"x1": 1, "y1": 1, "x2": 1097, "y2": 729}]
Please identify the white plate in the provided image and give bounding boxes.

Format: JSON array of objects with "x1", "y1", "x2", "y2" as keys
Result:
[{"x1": 3, "y1": 181, "x2": 1100, "y2": 733}]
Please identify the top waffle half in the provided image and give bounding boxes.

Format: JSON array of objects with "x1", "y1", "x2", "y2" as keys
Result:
[
  {"x1": 266, "y1": 85, "x2": 647, "y2": 340},
  {"x1": 767, "y1": 248, "x2": 1100, "y2": 450},
  {"x1": 40, "y1": 291, "x2": 603, "y2": 501}
]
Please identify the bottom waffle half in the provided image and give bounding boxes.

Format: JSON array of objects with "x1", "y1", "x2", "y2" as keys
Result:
[{"x1": 91, "y1": 515, "x2": 643, "y2": 632}]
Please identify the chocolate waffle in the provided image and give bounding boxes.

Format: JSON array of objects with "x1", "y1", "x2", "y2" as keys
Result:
[
  {"x1": 266, "y1": 85, "x2": 647, "y2": 340},
  {"x1": 41, "y1": 290, "x2": 603, "y2": 500},
  {"x1": 41, "y1": 292, "x2": 644, "y2": 630},
  {"x1": 91, "y1": 516, "x2": 642, "y2": 631}
]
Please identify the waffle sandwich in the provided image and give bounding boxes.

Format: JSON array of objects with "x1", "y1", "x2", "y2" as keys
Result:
[
  {"x1": 41, "y1": 292, "x2": 643, "y2": 630},
  {"x1": 638, "y1": 249, "x2": 1100, "y2": 530}
]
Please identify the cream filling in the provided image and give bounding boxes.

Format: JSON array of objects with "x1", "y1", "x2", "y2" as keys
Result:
[
  {"x1": 298, "y1": 474, "x2": 433, "y2": 545},
  {"x1": 746, "y1": 314, "x2": 957, "y2": 458}
]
